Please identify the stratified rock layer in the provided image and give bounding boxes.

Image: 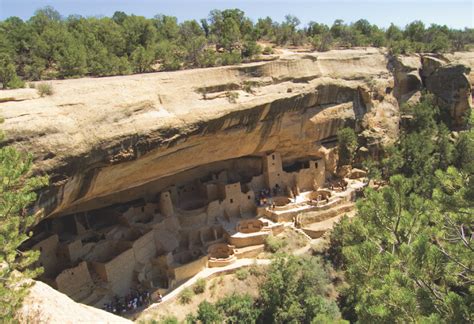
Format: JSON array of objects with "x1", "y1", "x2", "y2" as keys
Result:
[{"x1": 0, "y1": 48, "x2": 472, "y2": 219}]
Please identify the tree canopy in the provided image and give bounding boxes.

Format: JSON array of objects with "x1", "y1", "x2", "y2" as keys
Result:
[
  {"x1": 0, "y1": 6, "x2": 473, "y2": 88},
  {"x1": 328, "y1": 96, "x2": 473, "y2": 323},
  {"x1": 185, "y1": 254, "x2": 345, "y2": 324}
]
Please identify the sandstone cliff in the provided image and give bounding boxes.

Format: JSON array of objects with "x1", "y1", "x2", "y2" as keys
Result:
[{"x1": 0, "y1": 48, "x2": 472, "y2": 220}]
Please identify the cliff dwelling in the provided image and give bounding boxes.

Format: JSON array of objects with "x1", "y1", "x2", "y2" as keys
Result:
[
  {"x1": 23, "y1": 151, "x2": 366, "y2": 308},
  {"x1": 3, "y1": 45, "x2": 471, "y2": 322}
]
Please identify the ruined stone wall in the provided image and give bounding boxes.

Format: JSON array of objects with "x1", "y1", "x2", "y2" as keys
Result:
[
  {"x1": 229, "y1": 233, "x2": 268, "y2": 248},
  {"x1": 32, "y1": 234, "x2": 60, "y2": 278},
  {"x1": 103, "y1": 248, "x2": 136, "y2": 295},
  {"x1": 172, "y1": 255, "x2": 208, "y2": 284},
  {"x1": 132, "y1": 230, "x2": 156, "y2": 264},
  {"x1": 60, "y1": 239, "x2": 84, "y2": 264},
  {"x1": 55, "y1": 261, "x2": 92, "y2": 297}
]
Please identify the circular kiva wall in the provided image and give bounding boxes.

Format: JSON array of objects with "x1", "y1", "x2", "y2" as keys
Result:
[
  {"x1": 236, "y1": 219, "x2": 264, "y2": 233},
  {"x1": 207, "y1": 243, "x2": 234, "y2": 259}
]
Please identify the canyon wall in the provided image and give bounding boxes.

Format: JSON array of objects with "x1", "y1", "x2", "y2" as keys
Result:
[{"x1": 0, "y1": 48, "x2": 472, "y2": 220}]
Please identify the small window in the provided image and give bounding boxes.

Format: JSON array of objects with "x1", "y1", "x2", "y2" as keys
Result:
[
  {"x1": 272, "y1": 154, "x2": 275, "y2": 160},
  {"x1": 39, "y1": 247, "x2": 43, "y2": 252},
  {"x1": 277, "y1": 173, "x2": 280, "y2": 177},
  {"x1": 248, "y1": 195, "x2": 251, "y2": 200},
  {"x1": 230, "y1": 199, "x2": 234, "y2": 204},
  {"x1": 315, "y1": 162, "x2": 318, "y2": 168},
  {"x1": 71, "y1": 271, "x2": 74, "y2": 276}
]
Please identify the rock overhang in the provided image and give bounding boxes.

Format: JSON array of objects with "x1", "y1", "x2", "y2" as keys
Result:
[{"x1": 0, "y1": 48, "x2": 471, "y2": 219}]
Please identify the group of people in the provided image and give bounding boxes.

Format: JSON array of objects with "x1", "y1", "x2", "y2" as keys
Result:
[
  {"x1": 102, "y1": 289, "x2": 152, "y2": 314},
  {"x1": 329, "y1": 180, "x2": 347, "y2": 192},
  {"x1": 256, "y1": 188, "x2": 273, "y2": 207},
  {"x1": 256, "y1": 184, "x2": 282, "y2": 207}
]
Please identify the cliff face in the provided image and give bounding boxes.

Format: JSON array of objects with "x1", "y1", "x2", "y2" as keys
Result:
[{"x1": 0, "y1": 48, "x2": 472, "y2": 219}]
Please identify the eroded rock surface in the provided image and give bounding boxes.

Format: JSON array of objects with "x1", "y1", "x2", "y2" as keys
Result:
[{"x1": 0, "y1": 48, "x2": 472, "y2": 219}]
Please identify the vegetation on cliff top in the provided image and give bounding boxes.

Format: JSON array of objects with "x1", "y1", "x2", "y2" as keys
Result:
[{"x1": 1, "y1": 6, "x2": 473, "y2": 88}]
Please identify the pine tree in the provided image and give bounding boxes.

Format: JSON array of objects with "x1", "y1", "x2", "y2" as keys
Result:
[{"x1": 0, "y1": 122, "x2": 47, "y2": 321}]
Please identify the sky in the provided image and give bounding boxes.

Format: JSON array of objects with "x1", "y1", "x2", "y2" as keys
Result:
[{"x1": 0, "y1": 0, "x2": 473, "y2": 29}]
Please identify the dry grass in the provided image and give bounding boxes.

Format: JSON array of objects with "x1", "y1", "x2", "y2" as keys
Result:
[{"x1": 136, "y1": 266, "x2": 266, "y2": 323}]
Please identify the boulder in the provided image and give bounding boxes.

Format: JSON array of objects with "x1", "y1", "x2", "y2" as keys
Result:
[
  {"x1": 425, "y1": 64, "x2": 472, "y2": 127},
  {"x1": 16, "y1": 281, "x2": 131, "y2": 324}
]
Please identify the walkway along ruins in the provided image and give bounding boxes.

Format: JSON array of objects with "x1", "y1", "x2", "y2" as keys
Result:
[{"x1": 23, "y1": 151, "x2": 366, "y2": 309}]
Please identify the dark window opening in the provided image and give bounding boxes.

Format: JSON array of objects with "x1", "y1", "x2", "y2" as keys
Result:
[
  {"x1": 248, "y1": 195, "x2": 251, "y2": 200},
  {"x1": 283, "y1": 160, "x2": 310, "y2": 173},
  {"x1": 272, "y1": 154, "x2": 275, "y2": 160},
  {"x1": 230, "y1": 199, "x2": 234, "y2": 204}
]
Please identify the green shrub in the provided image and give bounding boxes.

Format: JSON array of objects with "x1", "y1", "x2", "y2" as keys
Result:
[
  {"x1": 158, "y1": 316, "x2": 178, "y2": 324},
  {"x1": 37, "y1": 83, "x2": 53, "y2": 97},
  {"x1": 265, "y1": 235, "x2": 287, "y2": 253},
  {"x1": 242, "y1": 40, "x2": 262, "y2": 58},
  {"x1": 262, "y1": 46, "x2": 274, "y2": 55},
  {"x1": 248, "y1": 264, "x2": 262, "y2": 277},
  {"x1": 193, "y1": 278, "x2": 206, "y2": 294},
  {"x1": 216, "y1": 294, "x2": 260, "y2": 323},
  {"x1": 196, "y1": 301, "x2": 222, "y2": 324},
  {"x1": 196, "y1": 49, "x2": 218, "y2": 68},
  {"x1": 226, "y1": 91, "x2": 239, "y2": 103},
  {"x1": 235, "y1": 268, "x2": 249, "y2": 281},
  {"x1": 178, "y1": 287, "x2": 194, "y2": 304},
  {"x1": 218, "y1": 51, "x2": 242, "y2": 66},
  {"x1": 242, "y1": 81, "x2": 261, "y2": 94}
]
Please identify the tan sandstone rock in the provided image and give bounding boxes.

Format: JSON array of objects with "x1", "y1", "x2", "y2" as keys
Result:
[
  {"x1": 16, "y1": 281, "x2": 131, "y2": 324},
  {"x1": 0, "y1": 48, "x2": 471, "y2": 220}
]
